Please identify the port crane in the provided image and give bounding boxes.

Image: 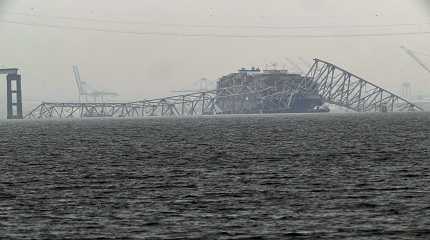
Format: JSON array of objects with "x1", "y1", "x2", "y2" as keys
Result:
[
  {"x1": 26, "y1": 58, "x2": 423, "y2": 119},
  {"x1": 400, "y1": 46, "x2": 430, "y2": 76},
  {"x1": 401, "y1": 46, "x2": 430, "y2": 100},
  {"x1": 400, "y1": 46, "x2": 430, "y2": 74},
  {"x1": 72, "y1": 65, "x2": 118, "y2": 103},
  {"x1": 285, "y1": 57, "x2": 305, "y2": 74}
]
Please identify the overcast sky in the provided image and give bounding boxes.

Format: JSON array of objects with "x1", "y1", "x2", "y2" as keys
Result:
[{"x1": 0, "y1": 0, "x2": 430, "y2": 113}]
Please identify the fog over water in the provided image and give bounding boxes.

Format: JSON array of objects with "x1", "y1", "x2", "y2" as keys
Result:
[
  {"x1": 1, "y1": 2, "x2": 430, "y2": 238},
  {"x1": 0, "y1": 0, "x2": 429, "y2": 115}
]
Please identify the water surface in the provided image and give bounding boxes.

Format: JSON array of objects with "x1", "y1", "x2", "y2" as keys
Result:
[{"x1": 0, "y1": 113, "x2": 429, "y2": 239}]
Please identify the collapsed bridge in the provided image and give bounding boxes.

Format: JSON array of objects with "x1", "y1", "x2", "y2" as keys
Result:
[
  {"x1": 25, "y1": 59, "x2": 423, "y2": 119},
  {"x1": 301, "y1": 59, "x2": 422, "y2": 112}
]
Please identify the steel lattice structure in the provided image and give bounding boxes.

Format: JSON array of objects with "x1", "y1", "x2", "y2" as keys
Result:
[
  {"x1": 26, "y1": 102, "x2": 135, "y2": 119},
  {"x1": 25, "y1": 91, "x2": 221, "y2": 119},
  {"x1": 25, "y1": 58, "x2": 424, "y2": 119},
  {"x1": 130, "y1": 91, "x2": 220, "y2": 117},
  {"x1": 300, "y1": 59, "x2": 423, "y2": 112}
]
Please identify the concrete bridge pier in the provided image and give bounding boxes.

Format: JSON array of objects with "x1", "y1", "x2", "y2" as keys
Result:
[
  {"x1": 6, "y1": 73, "x2": 23, "y2": 119},
  {"x1": 1, "y1": 69, "x2": 23, "y2": 119}
]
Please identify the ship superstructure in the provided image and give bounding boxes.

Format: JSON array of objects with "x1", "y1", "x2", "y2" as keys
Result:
[
  {"x1": 216, "y1": 67, "x2": 326, "y2": 114},
  {"x1": 25, "y1": 59, "x2": 424, "y2": 119}
]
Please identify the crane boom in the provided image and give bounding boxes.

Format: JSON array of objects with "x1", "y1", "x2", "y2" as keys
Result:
[
  {"x1": 285, "y1": 57, "x2": 304, "y2": 74},
  {"x1": 298, "y1": 57, "x2": 312, "y2": 69},
  {"x1": 72, "y1": 65, "x2": 83, "y2": 94},
  {"x1": 72, "y1": 65, "x2": 118, "y2": 103},
  {"x1": 401, "y1": 46, "x2": 430, "y2": 75}
]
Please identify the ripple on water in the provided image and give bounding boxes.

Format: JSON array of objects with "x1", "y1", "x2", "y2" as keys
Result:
[{"x1": 0, "y1": 113, "x2": 429, "y2": 239}]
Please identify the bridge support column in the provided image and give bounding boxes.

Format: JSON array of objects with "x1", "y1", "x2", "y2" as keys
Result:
[{"x1": 6, "y1": 74, "x2": 23, "y2": 119}]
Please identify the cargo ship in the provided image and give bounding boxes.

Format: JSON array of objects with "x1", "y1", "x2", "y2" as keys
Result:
[{"x1": 215, "y1": 68, "x2": 328, "y2": 114}]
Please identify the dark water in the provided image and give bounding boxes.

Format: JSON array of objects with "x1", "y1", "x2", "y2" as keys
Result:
[{"x1": 0, "y1": 113, "x2": 429, "y2": 239}]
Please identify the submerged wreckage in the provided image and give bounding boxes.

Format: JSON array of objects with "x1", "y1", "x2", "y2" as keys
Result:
[{"x1": 25, "y1": 58, "x2": 423, "y2": 119}]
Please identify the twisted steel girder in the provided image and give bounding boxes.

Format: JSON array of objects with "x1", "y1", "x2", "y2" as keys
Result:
[
  {"x1": 25, "y1": 91, "x2": 222, "y2": 119},
  {"x1": 300, "y1": 59, "x2": 423, "y2": 112},
  {"x1": 25, "y1": 58, "x2": 424, "y2": 119}
]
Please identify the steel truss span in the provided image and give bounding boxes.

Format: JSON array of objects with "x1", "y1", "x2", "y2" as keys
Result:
[
  {"x1": 25, "y1": 58, "x2": 423, "y2": 119},
  {"x1": 130, "y1": 91, "x2": 220, "y2": 117},
  {"x1": 301, "y1": 59, "x2": 423, "y2": 112},
  {"x1": 25, "y1": 91, "x2": 221, "y2": 119},
  {"x1": 26, "y1": 103, "x2": 138, "y2": 119}
]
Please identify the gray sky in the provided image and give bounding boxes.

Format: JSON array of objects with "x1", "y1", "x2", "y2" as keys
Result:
[{"x1": 1, "y1": 0, "x2": 430, "y2": 113}]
